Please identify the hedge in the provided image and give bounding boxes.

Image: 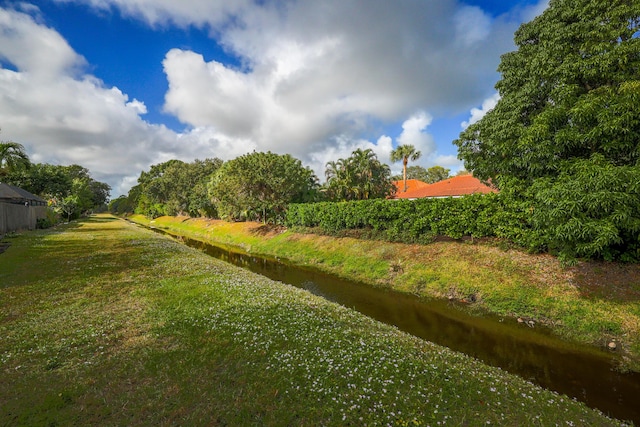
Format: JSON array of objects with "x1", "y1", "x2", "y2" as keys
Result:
[{"x1": 285, "y1": 193, "x2": 531, "y2": 245}]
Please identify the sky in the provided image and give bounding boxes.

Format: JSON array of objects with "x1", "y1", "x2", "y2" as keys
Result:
[{"x1": 0, "y1": 0, "x2": 548, "y2": 197}]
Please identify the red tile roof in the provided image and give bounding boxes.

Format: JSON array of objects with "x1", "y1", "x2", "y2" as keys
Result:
[
  {"x1": 392, "y1": 179, "x2": 430, "y2": 194},
  {"x1": 393, "y1": 175, "x2": 497, "y2": 199}
]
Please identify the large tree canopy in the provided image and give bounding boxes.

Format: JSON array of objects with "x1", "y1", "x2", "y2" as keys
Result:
[
  {"x1": 6, "y1": 162, "x2": 111, "y2": 220},
  {"x1": 455, "y1": 0, "x2": 640, "y2": 261},
  {"x1": 127, "y1": 158, "x2": 223, "y2": 218},
  {"x1": 209, "y1": 151, "x2": 319, "y2": 223},
  {"x1": 455, "y1": 0, "x2": 640, "y2": 182}
]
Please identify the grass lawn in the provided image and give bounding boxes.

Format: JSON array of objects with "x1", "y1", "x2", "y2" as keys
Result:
[{"x1": 0, "y1": 215, "x2": 630, "y2": 425}]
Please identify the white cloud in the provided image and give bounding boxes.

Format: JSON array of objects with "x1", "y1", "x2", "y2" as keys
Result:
[
  {"x1": 1, "y1": 1, "x2": 550, "y2": 195},
  {"x1": 0, "y1": 7, "x2": 85, "y2": 79},
  {"x1": 454, "y1": 6, "x2": 492, "y2": 47},
  {"x1": 0, "y1": 8, "x2": 178, "y2": 195},
  {"x1": 153, "y1": 0, "x2": 532, "y2": 158},
  {"x1": 397, "y1": 111, "x2": 436, "y2": 156},
  {"x1": 461, "y1": 92, "x2": 501, "y2": 129}
]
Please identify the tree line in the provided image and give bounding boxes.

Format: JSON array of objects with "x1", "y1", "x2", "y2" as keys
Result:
[
  {"x1": 109, "y1": 146, "x2": 448, "y2": 224},
  {"x1": 0, "y1": 137, "x2": 110, "y2": 223}
]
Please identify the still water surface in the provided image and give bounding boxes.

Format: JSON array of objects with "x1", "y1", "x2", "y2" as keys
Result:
[{"x1": 153, "y1": 227, "x2": 640, "y2": 424}]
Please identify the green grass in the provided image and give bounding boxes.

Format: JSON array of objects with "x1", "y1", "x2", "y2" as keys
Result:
[
  {"x1": 0, "y1": 215, "x2": 629, "y2": 425},
  {"x1": 129, "y1": 214, "x2": 640, "y2": 373}
]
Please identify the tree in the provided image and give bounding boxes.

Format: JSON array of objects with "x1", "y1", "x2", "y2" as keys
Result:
[
  {"x1": 455, "y1": 0, "x2": 640, "y2": 182},
  {"x1": 209, "y1": 151, "x2": 319, "y2": 223},
  {"x1": 424, "y1": 166, "x2": 451, "y2": 184},
  {"x1": 454, "y1": 0, "x2": 640, "y2": 260},
  {"x1": 5, "y1": 163, "x2": 71, "y2": 198},
  {"x1": 392, "y1": 165, "x2": 451, "y2": 183},
  {"x1": 390, "y1": 144, "x2": 421, "y2": 192},
  {"x1": 0, "y1": 140, "x2": 31, "y2": 177},
  {"x1": 325, "y1": 149, "x2": 395, "y2": 201},
  {"x1": 131, "y1": 158, "x2": 223, "y2": 218}
]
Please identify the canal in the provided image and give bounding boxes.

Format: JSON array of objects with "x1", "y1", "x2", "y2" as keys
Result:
[{"x1": 153, "y1": 226, "x2": 640, "y2": 424}]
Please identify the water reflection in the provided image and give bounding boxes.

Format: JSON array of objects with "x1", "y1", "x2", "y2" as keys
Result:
[{"x1": 155, "y1": 227, "x2": 640, "y2": 424}]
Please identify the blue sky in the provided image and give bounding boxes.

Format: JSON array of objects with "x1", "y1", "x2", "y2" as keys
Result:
[{"x1": 0, "y1": 0, "x2": 547, "y2": 195}]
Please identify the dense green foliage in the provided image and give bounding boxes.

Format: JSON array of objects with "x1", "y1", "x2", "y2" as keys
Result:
[
  {"x1": 392, "y1": 165, "x2": 451, "y2": 184},
  {"x1": 455, "y1": 0, "x2": 640, "y2": 261},
  {"x1": 117, "y1": 158, "x2": 223, "y2": 218},
  {"x1": 324, "y1": 148, "x2": 395, "y2": 201},
  {"x1": 6, "y1": 161, "x2": 110, "y2": 221},
  {"x1": 286, "y1": 194, "x2": 528, "y2": 244},
  {"x1": 209, "y1": 151, "x2": 319, "y2": 223},
  {"x1": 530, "y1": 155, "x2": 640, "y2": 261}
]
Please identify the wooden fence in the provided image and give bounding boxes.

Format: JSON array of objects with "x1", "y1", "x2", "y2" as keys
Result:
[{"x1": 0, "y1": 202, "x2": 48, "y2": 236}]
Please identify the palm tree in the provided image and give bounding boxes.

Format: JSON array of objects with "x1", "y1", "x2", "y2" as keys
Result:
[
  {"x1": 324, "y1": 149, "x2": 394, "y2": 201},
  {"x1": 0, "y1": 141, "x2": 31, "y2": 178},
  {"x1": 390, "y1": 144, "x2": 421, "y2": 192}
]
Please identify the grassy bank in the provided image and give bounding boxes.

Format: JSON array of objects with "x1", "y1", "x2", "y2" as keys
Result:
[
  {"x1": 0, "y1": 214, "x2": 629, "y2": 425},
  {"x1": 128, "y1": 214, "x2": 640, "y2": 373}
]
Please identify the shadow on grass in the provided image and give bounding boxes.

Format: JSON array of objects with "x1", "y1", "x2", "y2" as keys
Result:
[{"x1": 568, "y1": 262, "x2": 640, "y2": 303}]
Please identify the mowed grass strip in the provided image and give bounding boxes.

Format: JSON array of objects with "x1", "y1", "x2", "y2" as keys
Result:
[{"x1": 0, "y1": 215, "x2": 628, "y2": 426}]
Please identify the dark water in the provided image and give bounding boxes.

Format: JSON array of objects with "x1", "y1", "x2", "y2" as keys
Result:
[{"x1": 154, "y1": 227, "x2": 640, "y2": 424}]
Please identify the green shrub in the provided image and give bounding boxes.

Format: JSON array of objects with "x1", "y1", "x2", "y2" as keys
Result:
[{"x1": 286, "y1": 194, "x2": 531, "y2": 245}]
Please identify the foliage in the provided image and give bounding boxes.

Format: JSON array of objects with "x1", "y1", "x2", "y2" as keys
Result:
[
  {"x1": 424, "y1": 165, "x2": 451, "y2": 184},
  {"x1": 209, "y1": 151, "x2": 319, "y2": 223},
  {"x1": 108, "y1": 195, "x2": 134, "y2": 215},
  {"x1": 5, "y1": 162, "x2": 111, "y2": 220},
  {"x1": 286, "y1": 193, "x2": 529, "y2": 244},
  {"x1": 455, "y1": 0, "x2": 640, "y2": 182},
  {"x1": 390, "y1": 144, "x2": 421, "y2": 191},
  {"x1": 0, "y1": 140, "x2": 31, "y2": 177},
  {"x1": 125, "y1": 158, "x2": 223, "y2": 218},
  {"x1": 6, "y1": 163, "x2": 72, "y2": 199},
  {"x1": 392, "y1": 165, "x2": 451, "y2": 184},
  {"x1": 324, "y1": 148, "x2": 395, "y2": 201},
  {"x1": 530, "y1": 155, "x2": 640, "y2": 262},
  {"x1": 454, "y1": 0, "x2": 640, "y2": 260}
]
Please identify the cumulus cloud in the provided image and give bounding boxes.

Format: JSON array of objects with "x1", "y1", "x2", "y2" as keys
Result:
[
  {"x1": 0, "y1": 6, "x2": 84, "y2": 79},
  {"x1": 155, "y1": 0, "x2": 541, "y2": 168},
  {"x1": 461, "y1": 92, "x2": 501, "y2": 129},
  {"x1": 454, "y1": 6, "x2": 492, "y2": 47},
  {"x1": 0, "y1": 7, "x2": 179, "y2": 195},
  {"x1": 397, "y1": 112, "x2": 436, "y2": 156}
]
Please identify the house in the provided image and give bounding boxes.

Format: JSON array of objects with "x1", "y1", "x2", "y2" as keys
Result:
[
  {"x1": 0, "y1": 182, "x2": 48, "y2": 236},
  {"x1": 392, "y1": 174, "x2": 497, "y2": 199}
]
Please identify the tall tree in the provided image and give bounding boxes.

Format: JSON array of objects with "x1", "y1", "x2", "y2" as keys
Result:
[
  {"x1": 454, "y1": 0, "x2": 640, "y2": 261},
  {"x1": 325, "y1": 149, "x2": 394, "y2": 201},
  {"x1": 5, "y1": 163, "x2": 71, "y2": 198},
  {"x1": 424, "y1": 166, "x2": 451, "y2": 184},
  {"x1": 455, "y1": 0, "x2": 640, "y2": 182},
  {"x1": 390, "y1": 144, "x2": 421, "y2": 192},
  {"x1": 0, "y1": 141, "x2": 31, "y2": 177},
  {"x1": 209, "y1": 152, "x2": 319, "y2": 223}
]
